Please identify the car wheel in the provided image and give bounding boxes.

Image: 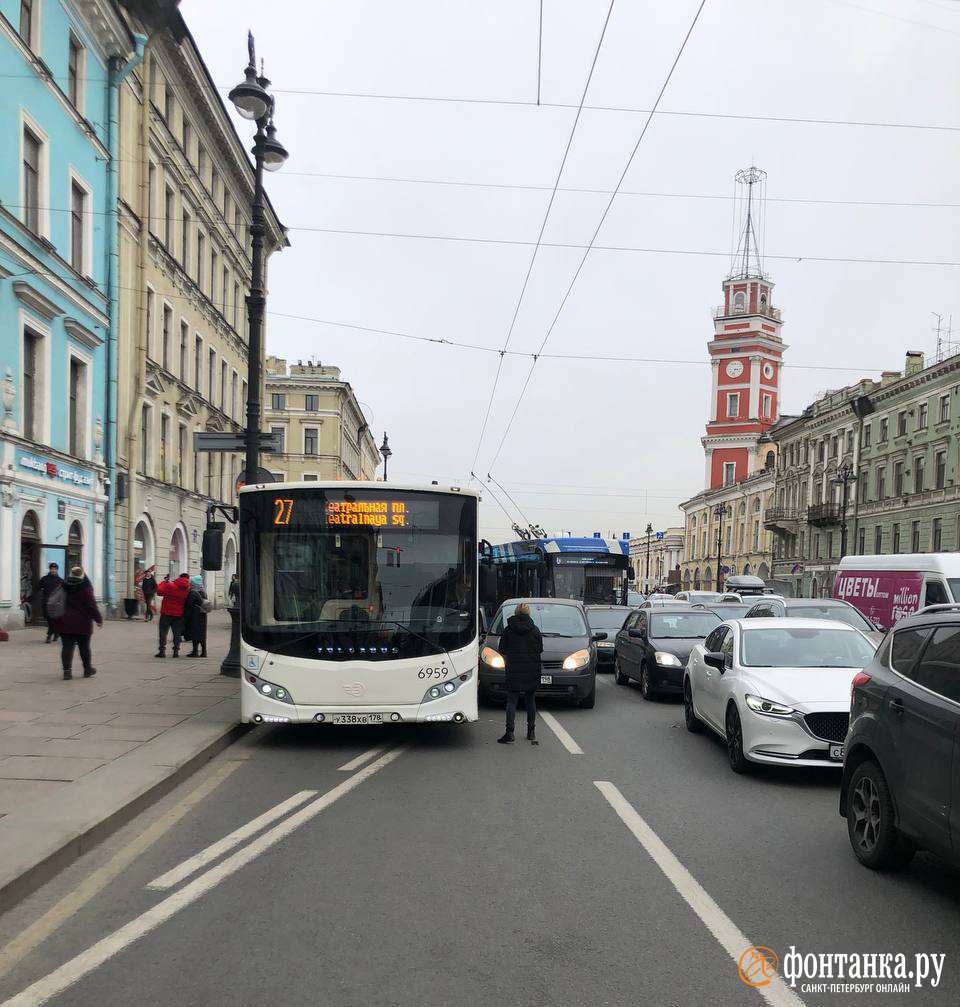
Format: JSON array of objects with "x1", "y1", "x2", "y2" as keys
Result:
[
  {"x1": 639, "y1": 664, "x2": 657, "y2": 701},
  {"x1": 578, "y1": 681, "x2": 597, "y2": 709},
  {"x1": 846, "y1": 761, "x2": 915, "y2": 871},
  {"x1": 613, "y1": 658, "x2": 629, "y2": 686},
  {"x1": 725, "y1": 703, "x2": 750, "y2": 774},
  {"x1": 683, "y1": 678, "x2": 702, "y2": 733}
]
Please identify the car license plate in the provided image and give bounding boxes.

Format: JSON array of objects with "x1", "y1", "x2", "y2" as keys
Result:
[
  {"x1": 331, "y1": 713, "x2": 383, "y2": 725},
  {"x1": 829, "y1": 743, "x2": 844, "y2": 762},
  {"x1": 540, "y1": 675, "x2": 553, "y2": 685}
]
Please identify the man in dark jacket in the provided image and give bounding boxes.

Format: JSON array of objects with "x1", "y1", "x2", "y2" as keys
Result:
[
  {"x1": 497, "y1": 603, "x2": 544, "y2": 745},
  {"x1": 38, "y1": 562, "x2": 63, "y2": 643},
  {"x1": 140, "y1": 570, "x2": 157, "y2": 622},
  {"x1": 228, "y1": 573, "x2": 239, "y2": 607},
  {"x1": 55, "y1": 567, "x2": 102, "y2": 679},
  {"x1": 156, "y1": 572, "x2": 190, "y2": 658}
]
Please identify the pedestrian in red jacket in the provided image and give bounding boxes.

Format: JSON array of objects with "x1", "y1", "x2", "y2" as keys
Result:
[
  {"x1": 55, "y1": 567, "x2": 102, "y2": 680},
  {"x1": 156, "y1": 572, "x2": 190, "y2": 658}
]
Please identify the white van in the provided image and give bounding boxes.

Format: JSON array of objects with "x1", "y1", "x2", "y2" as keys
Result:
[{"x1": 833, "y1": 554, "x2": 960, "y2": 630}]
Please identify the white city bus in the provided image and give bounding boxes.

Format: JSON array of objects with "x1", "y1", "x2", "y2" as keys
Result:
[{"x1": 232, "y1": 481, "x2": 479, "y2": 726}]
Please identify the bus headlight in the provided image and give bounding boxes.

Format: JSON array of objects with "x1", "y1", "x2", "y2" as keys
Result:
[
  {"x1": 245, "y1": 673, "x2": 295, "y2": 705},
  {"x1": 480, "y1": 646, "x2": 505, "y2": 669},
  {"x1": 562, "y1": 649, "x2": 590, "y2": 671},
  {"x1": 423, "y1": 677, "x2": 461, "y2": 703}
]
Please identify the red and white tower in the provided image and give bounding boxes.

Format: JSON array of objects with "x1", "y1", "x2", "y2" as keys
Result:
[{"x1": 703, "y1": 166, "x2": 786, "y2": 489}]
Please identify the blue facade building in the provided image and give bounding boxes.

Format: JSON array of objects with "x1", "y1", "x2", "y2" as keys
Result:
[{"x1": 0, "y1": 0, "x2": 133, "y2": 628}]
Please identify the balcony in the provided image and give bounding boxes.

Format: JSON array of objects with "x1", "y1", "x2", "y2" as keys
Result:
[
  {"x1": 714, "y1": 303, "x2": 782, "y2": 322},
  {"x1": 764, "y1": 507, "x2": 799, "y2": 533},
  {"x1": 807, "y1": 502, "x2": 840, "y2": 527}
]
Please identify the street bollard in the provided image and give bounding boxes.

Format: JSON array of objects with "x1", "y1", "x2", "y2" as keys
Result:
[{"x1": 220, "y1": 605, "x2": 241, "y2": 678}]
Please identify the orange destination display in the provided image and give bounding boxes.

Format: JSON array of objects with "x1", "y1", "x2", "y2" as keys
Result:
[{"x1": 269, "y1": 494, "x2": 441, "y2": 530}]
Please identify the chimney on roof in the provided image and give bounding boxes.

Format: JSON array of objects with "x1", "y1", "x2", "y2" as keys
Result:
[
  {"x1": 905, "y1": 351, "x2": 924, "y2": 376},
  {"x1": 880, "y1": 370, "x2": 900, "y2": 387}
]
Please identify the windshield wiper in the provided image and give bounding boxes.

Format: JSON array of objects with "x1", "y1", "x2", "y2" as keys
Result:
[{"x1": 388, "y1": 620, "x2": 453, "y2": 657}]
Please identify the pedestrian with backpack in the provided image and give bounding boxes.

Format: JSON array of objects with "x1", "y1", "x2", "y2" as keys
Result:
[
  {"x1": 183, "y1": 576, "x2": 211, "y2": 657},
  {"x1": 54, "y1": 566, "x2": 102, "y2": 679},
  {"x1": 38, "y1": 563, "x2": 63, "y2": 643}
]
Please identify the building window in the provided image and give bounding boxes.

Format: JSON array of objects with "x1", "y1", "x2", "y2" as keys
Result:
[
  {"x1": 194, "y1": 336, "x2": 202, "y2": 393},
  {"x1": 936, "y1": 450, "x2": 946, "y2": 490},
  {"x1": 733, "y1": 291, "x2": 745, "y2": 312},
  {"x1": 304, "y1": 428, "x2": 318, "y2": 455},
  {"x1": 897, "y1": 410, "x2": 907, "y2": 437},
  {"x1": 22, "y1": 329, "x2": 41, "y2": 440},
  {"x1": 752, "y1": 520, "x2": 759, "y2": 551},
  {"x1": 827, "y1": 532, "x2": 833, "y2": 558},
  {"x1": 178, "y1": 424, "x2": 187, "y2": 484},
  {"x1": 68, "y1": 34, "x2": 84, "y2": 110},
  {"x1": 815, "y1": 534, "x2": 822, "y2": 560},
  {"x1": 139, "y1": 405, "x2": 150, "y2": 474},
  {"x1": 271, "y1": 393, "x2": 285, "y2": 410},
  {"x1": 818, "y1": 440, "x2": 825, "y2": 463},
  {"x1": 723, "y1": 462, "x2": 735, "y2": 487},
  {"x1": 832, "y1": 435, "x2": 838, "y2": 458},
  {"x1": 727, "y1": 393, "x2": 739, "y2": 418},
  {"x1": 70, "y1": 181, "x2": 86, "y2": 273},
  {"x1": 207, "y1": 453, "x2": 213, "y2": 497},
  {"x1": 857, "y1": 527, "x2": 865, "y2": 554},
  {"x1": 164, "y1": 186, "x2": 175, "y2": 253},
  {"x1": 914, "y1": 456, "x2": 925, "y2": 494},
  {"x1": 164, "y1": 84, "x2": 174, "y2": 125},
  {"x1": 305, "y1": 394, "x2": 319, "y2": 411},
  {"x1": 846, "y1": 429, "x2": 854, "y2": 453},
  {"x1": 19, "y1": 0, "x2": 35, "y2": 47},
  {"x1": 68, "y1": 356, "x2": 86, "y2": 456},
  {"x1": 762, "y1": 394, "x2": 772, "y2": 419},
  {"x1": 874, "y1": 526, "x2": 883, "y2": 553},
  {"x1": 879, "y1": 417, "x2": 888, "y2": 442},
  {"x1": 181, "y1": 207, "x2": 191, "y2": 266},
  {"x1": 893, "y1": 522, "x2": 900, "y2": 553},
  {"x1": 222, "y1": 266, "x2": 229, "y2": 316},
  {"x1": 181, "y1": 119, "x2": 190, "y2": 155},
  {"x1": 917, "y1": 402, "x2": 928, "y2": 430},
  {"x1": 196, "y1": 231, "x2": 205, "y2": 288},
  {"x1": 22, "y1": 126, "x2": 42, "y2": 235},
  {"x1": 208, "y1": 349, "x2": 216, "y2": 403},
  {"x1": 933, "y1": 517, "x2": 943, "y2": 552},
  {"x1": 160, "y1": 415, "x2": 169, "y2": 481},
  {"x1": 875, "y1": 466, "x2": 885, "y2": 500},
  {"x1": 893, "y1": 461, "x2": 904, "y2": 497},
  {"x1": 179, "y1": 321, "x2": 188, "y2": 381},
  {"x1": 231, "y1": 372, "x2": 238, "y2": 420},
  {"x1": 161, "y1": 304, "x2": 172, "y2": 371},
  {"x1": 211, "y1": 250, "x2": 218, "y2": 303},
  {"x1": 303, "y1": 474, "x2": 318, "y2": 482},
  {"x1": 911, "y1": 520, "x2": 921, "y2": 552},
  {"x1": 145, "y1": 287, "x2": 155, "y2": 359},
  {"x1": 233, "y1": 281, "x2": 240, "y2": 329},
  {"x1": 270, "y1": 426, "x2": 285, "y2": 453},
  {"x1": 220, "y1": 361, "x2": 227, "y2": 411},
  {"x1": 939, "y1": 394, "x2": 950, "y2": 424},
  {"x1": 241, "y1": 381, "x2": 247, "y2": 415},
  {"x1": 194, "y1": 431, "x2": 201, "y2": 491},
  {"x1": 863, "y1": 423, "x2": 871, "y2": 448}
]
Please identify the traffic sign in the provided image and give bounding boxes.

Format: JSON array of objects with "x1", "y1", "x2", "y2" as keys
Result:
[{"x1": 193, "y1": 431, "x2": 284, "y2": 453}]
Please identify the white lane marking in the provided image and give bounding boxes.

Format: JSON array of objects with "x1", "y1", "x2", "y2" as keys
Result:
[
  {"x1": 0, "y1": 758, "x2": 245, "y2": 980},
  {"x1": 337, "y1": 745, "x2": 388, "y2": 772},
  {"x1": 2, "y1": 747, "x2": 407, "y2": 1007},
  {"x1": 538, "y1": 711, "x2": 583, "y2": 755},
  {"x1": 146, "y1": 789, "x2": 318, "y2": 891},
  {"x1": 594, "y1": 782, "x2": 806, "y2": 1007}
]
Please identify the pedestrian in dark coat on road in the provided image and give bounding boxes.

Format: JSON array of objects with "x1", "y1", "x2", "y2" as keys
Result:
[
  {"x1": 183, "y1": 576, "x2": 209, "y2": 657},
  {"x1": 156, "y1": 572, "x2": 190, "y2": 658},
  {"x1": 55, "y1": 567, "x2": 102, "y2": 680},
  {"x1": 497, "y1": 603, "x2": 544, "y2": 745},
  {"x1": 141, "y1": 571, "x2": 157, "y2": 621},
  {"x1": 228, "y1": 573, "x2": 239, "y2": 607},
  {"x1": 38, "y1": 563, "x2": 63, "y2": 642}
]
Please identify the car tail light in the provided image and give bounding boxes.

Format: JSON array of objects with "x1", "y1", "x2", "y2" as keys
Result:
[{"x1": 851, "y1": 671, "x2": 871, "y2": 697}]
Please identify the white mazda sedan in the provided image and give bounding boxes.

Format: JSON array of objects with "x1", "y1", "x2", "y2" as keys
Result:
[{"x1": 683, "y1": 618, "x2": 877, "y2": 773}]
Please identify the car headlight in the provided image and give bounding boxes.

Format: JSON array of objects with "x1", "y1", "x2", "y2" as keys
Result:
[
  {"x1": 562, "y1": 649, "x2": 590, "y2": 671},
  {"x1": 654, "y1": 651, "x2": 683, "y2": 668},
  {"x1": 745, "y1": 694, "x2": 795, "y2": 717},
  {"x1": 480, "y1": 646, "x2": 505, "y2": 669},
  {"x1": 245, "y1": 672, "x2": 295, "y2": 705}
]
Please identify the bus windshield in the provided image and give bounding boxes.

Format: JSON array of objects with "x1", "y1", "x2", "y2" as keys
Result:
[
  {"x1": 240, "y1": 488, "x2": 477, "y2": 660},
  {"x1": 549, "y1": 554, "x2": 627, "y2": 604}
]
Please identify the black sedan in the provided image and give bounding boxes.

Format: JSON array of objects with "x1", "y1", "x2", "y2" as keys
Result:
[
  {"x1": 585, "y1": 605, "x2": 634, "y2": 671},
  {"x1": 479, "y1": 598, "x2": 604, "y2": 708},
  {"x1": 614, "y1": 606, "x2": 721, "y2": 700}
]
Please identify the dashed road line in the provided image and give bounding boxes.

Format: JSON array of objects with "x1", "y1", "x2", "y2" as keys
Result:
[
  {"x1": 539, "y1": 711, "x2": 584, "y2": 754},
  {"x1": 338, "y1": 745, "x2": 389, "y2": 772}
]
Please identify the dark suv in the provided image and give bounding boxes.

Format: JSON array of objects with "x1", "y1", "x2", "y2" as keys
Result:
[{"x1": 840, "y1": 607, "x2": 960, "y2": 870}]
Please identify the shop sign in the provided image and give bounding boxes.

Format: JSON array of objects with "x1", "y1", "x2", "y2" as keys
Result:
[{"x1": 17, "y1": 451, "x2": 94, "y2": 488}]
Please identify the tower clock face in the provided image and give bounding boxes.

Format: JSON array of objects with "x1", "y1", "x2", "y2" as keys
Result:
[{"x1": 725, "y1": 359, "x2": 744, "y2": 378}]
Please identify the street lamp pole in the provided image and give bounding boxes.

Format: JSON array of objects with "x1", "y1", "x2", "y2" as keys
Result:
[
  {"x1": 229, "y1": 33, "x2": 288, "y2": 487},
  {"x1": 714, "y1": 502, "x2": 728, "y2": 592},
  {"x1": 832, "y1": 461, "x2": 857, "y2": 559},
  {"x1": 645, "y1": 522, "x2": 653, "y2": 592},
  {"x1": 380, "y1": 432, "x2": 392, "y2": 481}
]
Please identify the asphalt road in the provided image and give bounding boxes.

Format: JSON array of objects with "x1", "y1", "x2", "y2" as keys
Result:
[{"x1": 1, "y1": 674, "x2": 958, "y2": 1007}]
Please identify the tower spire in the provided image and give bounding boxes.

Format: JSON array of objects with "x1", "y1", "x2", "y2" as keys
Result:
[{"x1": 729, "y1": 166, "x2": 766, "y2": 280}]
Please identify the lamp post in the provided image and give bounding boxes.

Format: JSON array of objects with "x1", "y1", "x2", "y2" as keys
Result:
[
  {"x1": 228, "y1": 33, "x2": 288, "y2": 487},
  {"x1": 832, "y1": 461, "x2": 857, "y2": 559},
  {"x1": 380, "y1": 432, "x2": 392, "y2": 481},
  {"x1": 714, "y1": 502, "x2": 730, "y2": 592},
  {"x1": 644, "y1": 522, "x2": 653, "y2": 593}
]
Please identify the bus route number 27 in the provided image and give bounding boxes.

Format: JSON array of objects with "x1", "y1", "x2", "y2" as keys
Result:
[{"x1": 418, "y1": 667, "x2": 449, "y2": 679}]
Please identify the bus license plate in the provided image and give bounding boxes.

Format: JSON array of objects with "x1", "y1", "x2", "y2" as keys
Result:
[
  {"x1": 332, "y1": 713, "x2": 383, "y2": 725},
  {"x1": 540, "y1": 675, "x2": 553, "y2": 685},
  {"x1": 829, "y1": 744, "x2": 844, "y2": 762}
]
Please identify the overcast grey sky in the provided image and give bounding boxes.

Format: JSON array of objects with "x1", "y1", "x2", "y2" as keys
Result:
[{"x1": 183, "y1": 0, "x2": 960, "y2": 541}]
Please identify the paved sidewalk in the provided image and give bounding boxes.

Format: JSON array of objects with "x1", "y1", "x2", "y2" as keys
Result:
[{"x1": 0, "y1": 612, "x2": 245, "y2": 909}]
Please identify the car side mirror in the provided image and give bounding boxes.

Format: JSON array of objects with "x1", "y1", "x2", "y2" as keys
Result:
[
  {"x1": 592, "y1": 632, "x2": 608, "y2": 642},
  {"x1": 628, "y1": 628, "x2": 645, "y2": 639},
  {"x1": 704, "y1": 651, "x2": 725, "y2": 671}
]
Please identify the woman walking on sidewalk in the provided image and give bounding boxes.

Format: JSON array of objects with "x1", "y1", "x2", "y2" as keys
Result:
[
  {"x1": 141, "y1": 570, "x2": 157, "y2": 622},
  {"x1": 55, "y1": 566, "x2": 102, "y2": 680},
  {"x1": 183, "y1": 576, "x2": 210, "y2": 657},
  {"x1": 497, "y1": 602, "x2": 544, "y2": 745}
]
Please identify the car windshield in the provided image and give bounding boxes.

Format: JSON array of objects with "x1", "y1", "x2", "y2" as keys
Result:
[
  {"x1": 947, "y1": 578, "x2": 960, "y2": 601},
  {"x1": 686, "y1": 591, "x2": 723, "y2": 603},
  {"x1": 740, "y1": 627, "x2": 877, "y2": 668},
  {"x1": 492, "y1": 603, "x2": 587, "y2": 638},
  {"x1": 706, "y1": 603, "x2": 752, "y2": 619},
  {"x1": 627, "y1": 591, "x2": 644, "y2": 606},
  {"x1": 785, "y1": 604, "x2": 875, "y2": 631},
  {"x1": 586, "y1": 608, "x2": 632, "y2": 632},
  {"x1": 650, "y1": 612, "x2": 721, "y2": 639}
]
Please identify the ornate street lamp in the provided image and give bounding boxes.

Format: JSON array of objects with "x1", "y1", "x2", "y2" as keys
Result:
[
  {"x1": 380, "y1": 432, "x2": 392, "y2": 481},
  {"x1": 714, "y1": 502, "x2": 731, "y2": 592},
  {"x1": 831, "y1": 461, "x2": 858, "y2": 558}
]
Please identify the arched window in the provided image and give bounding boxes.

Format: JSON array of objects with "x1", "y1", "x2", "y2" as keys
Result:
[
  {"x1": 759, "y1": 293, "x2": 768, "y2": 311},
  {"x1": 704, "y1": 566, "x2": 713, "y2": 590},
  {"x1": 758, "y1": 562, "x2": 770, "y2": 581},
  {"x1": 752, "y1": 497, "x2": 761, "y2": 512},
  {"x1": 765, "y1": 450, "x2": 775, "y2": 470},
  {"x1": 19, "y1": 510, "x2": 42, "y2": 622},
  {"x1": 743, "y1": 562, "x2": 752, "y2": 576},
  {"x1": 733, "y1": 291, "x2": 746, "y2": 312},
  {"x1": 693, "y1": 567, "x2": 701, "y2": 590},
  {"x1": 169, "y1": 525, "x2": 188, "y2": 576},
  {"x1": 67, "y1": 521, "x2": 83, "y2": 572}
]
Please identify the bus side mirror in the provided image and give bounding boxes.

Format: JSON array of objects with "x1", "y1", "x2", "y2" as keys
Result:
[{"x1": 202, "y1": 523, "x2": 224, "y2": 571}]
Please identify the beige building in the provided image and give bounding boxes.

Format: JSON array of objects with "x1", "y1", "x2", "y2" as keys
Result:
[
  {"x1": 629, "y1": 527, "x2": 685, "y2": 593},
  {"x1": 113, "y1": 4, "x2": 286, "y2": 608},
  {"x1": 262, "y1": 357, "x2": 380, "y2": 482}
]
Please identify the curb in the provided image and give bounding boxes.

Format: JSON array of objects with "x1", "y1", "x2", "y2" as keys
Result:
[{"x1": 0, "y1": 712, "x2": 250, "y2": 915}]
